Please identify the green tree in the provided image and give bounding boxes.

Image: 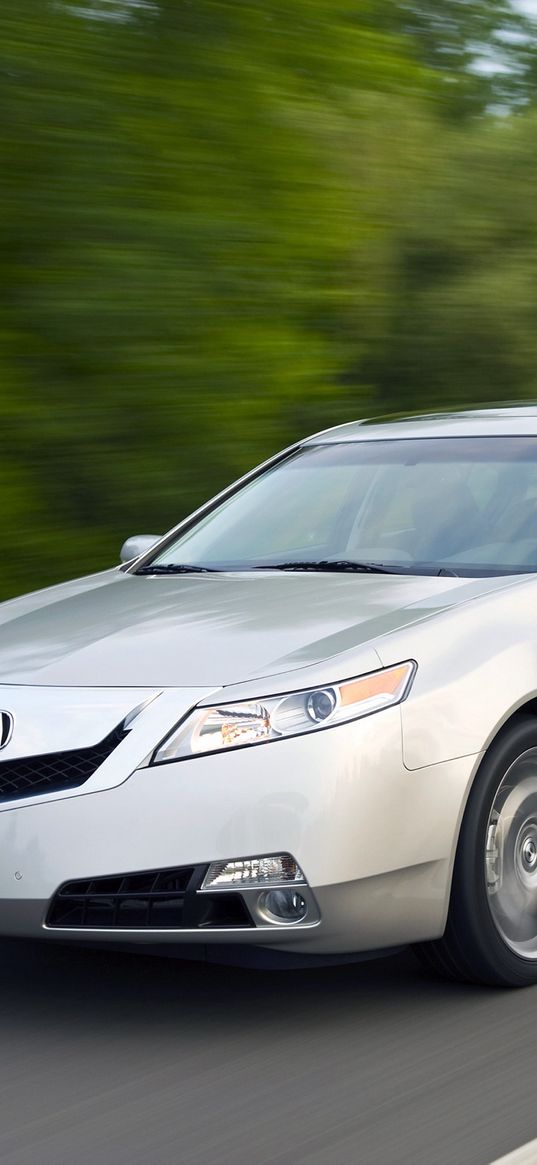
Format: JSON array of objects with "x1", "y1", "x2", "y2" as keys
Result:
[
  {"x1": 389, "y1": 0, "x2": 537, "y2": 110},
  {"x1": 1, "y1": 0, "x2": 537, "y2": 601},
  {"x1": 364, "y1": 110, "x2": 537, "y2": 414},
  {"x1": 0, "y1": 0, "x2": 425, "y2": 596}
]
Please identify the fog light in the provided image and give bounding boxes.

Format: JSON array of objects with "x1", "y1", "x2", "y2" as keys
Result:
[
  {"x1": 202, "y1": 854, "x2": 305, "y2": 890},
  {"x1": 258, "y1": 889, "x2": 308, "y2": 924}
]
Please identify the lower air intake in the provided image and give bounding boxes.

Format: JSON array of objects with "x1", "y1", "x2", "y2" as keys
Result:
[{"x1": 47, "y1": 864, "x2": 253, "y2": 930}]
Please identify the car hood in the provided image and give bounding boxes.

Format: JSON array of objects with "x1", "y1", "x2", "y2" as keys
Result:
[{"x1": 0, "y1": 568, "x2": 521, "y2": 689}]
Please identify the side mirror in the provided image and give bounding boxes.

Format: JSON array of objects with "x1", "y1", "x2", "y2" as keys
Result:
[{"x1": 120, "y1": 535, "x2": 162, "y2": 564}]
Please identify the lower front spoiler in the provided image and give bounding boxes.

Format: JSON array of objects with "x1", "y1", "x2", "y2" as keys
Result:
[
  {"x1": 100, "y1": 943, "x2": 407, "y2": 970},
  {"x1": 0, "y1": 858, "x2": 449, "y2": 961}
]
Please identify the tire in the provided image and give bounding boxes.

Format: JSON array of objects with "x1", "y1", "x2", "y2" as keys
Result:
[{"x1": 414, "y1": 715, "x2": 537, "y2": 987}]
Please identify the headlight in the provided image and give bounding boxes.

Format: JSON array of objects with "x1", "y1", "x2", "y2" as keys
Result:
[{"x1": 151, "y1": 661, "x2": 416, "y2": 764}]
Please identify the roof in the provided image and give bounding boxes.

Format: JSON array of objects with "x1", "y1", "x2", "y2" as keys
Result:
[{"x1": 307, "y1": 405, "x2": 537, "y2": 444}]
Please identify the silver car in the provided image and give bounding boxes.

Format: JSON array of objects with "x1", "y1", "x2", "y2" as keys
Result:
[{"x1": 4, "y1": 406, "x2": 537, "y2": 986}]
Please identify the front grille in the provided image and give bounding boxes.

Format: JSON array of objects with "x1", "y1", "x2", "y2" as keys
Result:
[
  {"x1": 47, "y1": 864, "x2": 254, "y2": 930},
  {"x1": 0, "y1": 725, "x2": 127, "y2": 802}
]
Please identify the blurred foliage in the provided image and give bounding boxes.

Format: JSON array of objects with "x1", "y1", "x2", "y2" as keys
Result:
[{"x1": 1, "y1": 0, "x2": 537, "y2": 597}]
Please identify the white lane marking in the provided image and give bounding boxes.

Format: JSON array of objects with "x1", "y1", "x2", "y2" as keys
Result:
[{"x1": 490, "y1": 1139, "x2": 537, "y2": 1164}]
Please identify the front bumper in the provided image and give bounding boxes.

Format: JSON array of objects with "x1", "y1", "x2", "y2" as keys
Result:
[{"x1": 0, "y1": 692, "x2": 478, "y2": 956}]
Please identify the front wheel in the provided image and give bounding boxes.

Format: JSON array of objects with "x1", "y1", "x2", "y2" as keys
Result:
[{"x1": 415, "y1": 716, "x2": 537, "y2": 987}]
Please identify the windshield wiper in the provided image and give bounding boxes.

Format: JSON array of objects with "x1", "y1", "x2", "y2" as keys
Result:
[
  {"x1": 137, "y1": 559, "x2": 413, "y2": 576},
  {"x1": 253, "y1": 559, "x2": 405, "y2": 575},
  {"x1": 135, "y1": 563, "x2": 219, "y2": 575}
]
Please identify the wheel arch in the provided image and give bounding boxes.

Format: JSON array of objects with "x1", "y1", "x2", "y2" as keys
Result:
[
  {"x1": 417, "y1": 708, "x2": 537, "y2": 984},
  {"x1": 441, "y1": 696, "x2": 537, "y2": 935},
  {"x1": 480, "y1": 696, "x2": 537, "y2": 757}
]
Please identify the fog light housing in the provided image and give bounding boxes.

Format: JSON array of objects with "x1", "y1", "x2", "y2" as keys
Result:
[
  {"x1": 201, "y1": 854, "x2": 305, "y2": 890},
  {"x1": 258, "y1": 889, "x2": 308, "y2": 924}
]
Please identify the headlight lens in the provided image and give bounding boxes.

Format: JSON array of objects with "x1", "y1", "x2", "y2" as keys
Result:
[{"x1": 151, "y1": 661, "x2": 416, "y2": 764}]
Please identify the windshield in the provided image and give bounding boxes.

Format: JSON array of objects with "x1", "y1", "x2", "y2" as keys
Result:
[{"x1": 144, "y1": 437, "x2": 537, "y2": 577}]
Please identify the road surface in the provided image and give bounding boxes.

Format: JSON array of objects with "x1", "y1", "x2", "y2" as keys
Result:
[{"x1": 0, "y1": 939, "x2": 535, "y2": 1164}]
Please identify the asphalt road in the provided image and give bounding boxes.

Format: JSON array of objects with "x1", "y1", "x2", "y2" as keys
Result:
[{"x1": 0, "y1": 940, "x2": 536, "y2": 1165}]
